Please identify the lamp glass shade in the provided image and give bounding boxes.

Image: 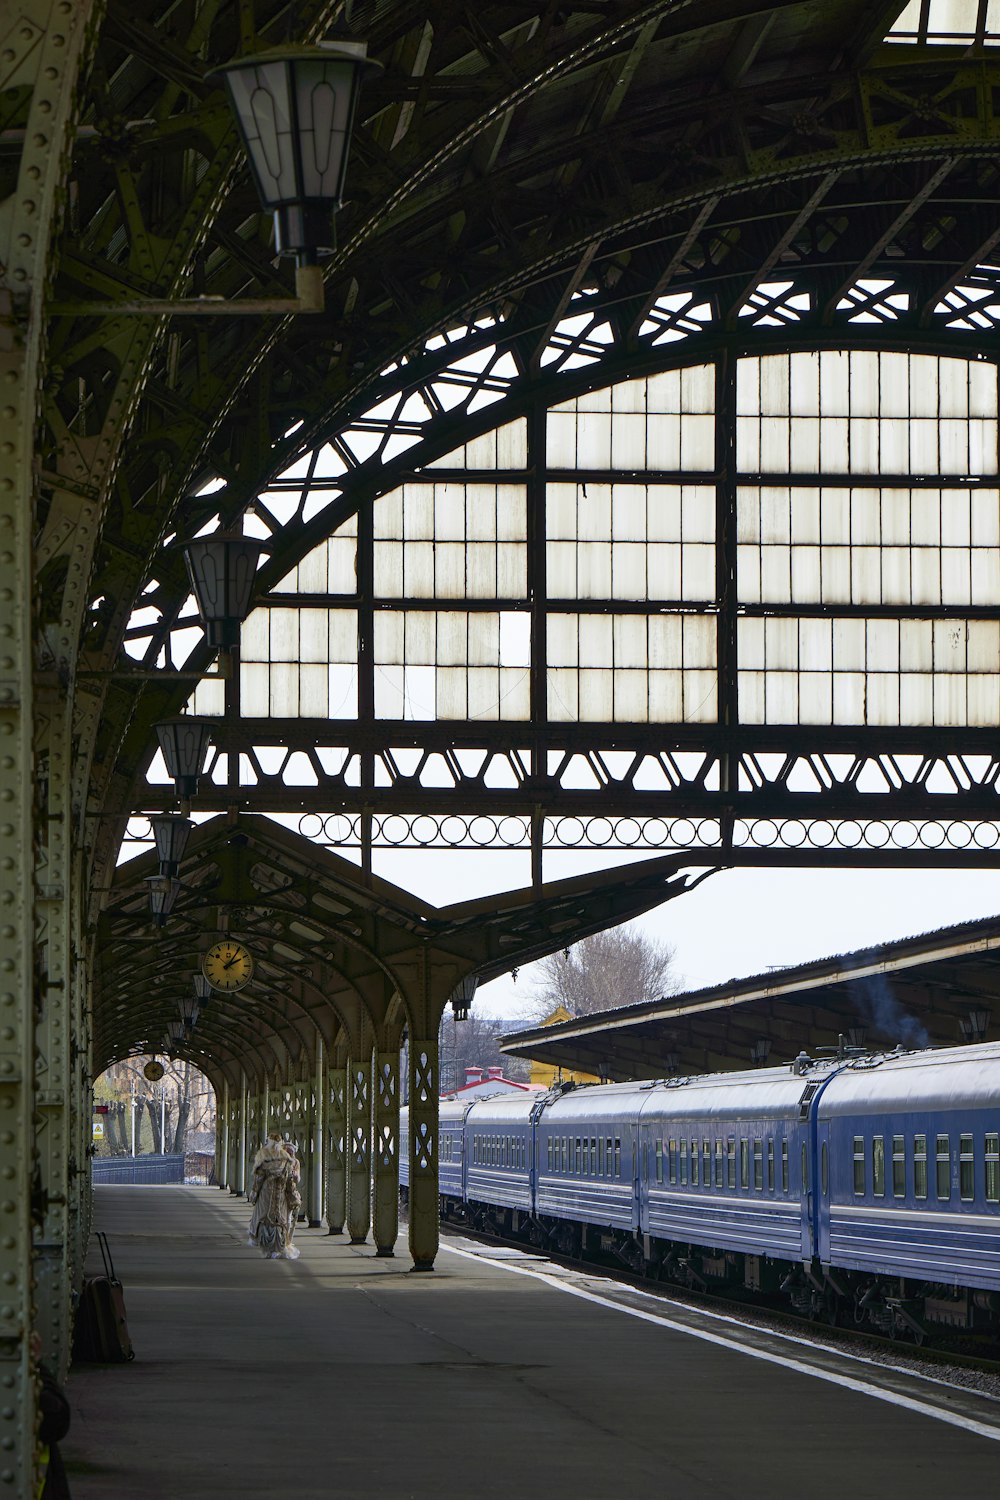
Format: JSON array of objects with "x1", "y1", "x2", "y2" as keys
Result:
[
  {"x1": 178, "y1": 995, "x2": 199, "y2": 1025},
  {"x1": 151, "y1": 814, "x2": 193, "y2": 876},
  {"x1": 182, "y1": 537, "x2": 268, "y2": 649},
  {"x1": 193, "y1": 973, "x2": 213, "y2": 1002},
  {"x1": 214, "y1": 44, "x2": 381, "y2": 258},
  {"x1": 450, "y1": 974, "x2": 478, "y2": 1020},
  {"x1": 155, "y1": 719, "x2": 214, "y2": 798}
]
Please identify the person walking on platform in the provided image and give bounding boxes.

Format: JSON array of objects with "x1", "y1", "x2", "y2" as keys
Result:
[{"x1": 247, "y1": 1133, "x2": 301, "y2": 1260}]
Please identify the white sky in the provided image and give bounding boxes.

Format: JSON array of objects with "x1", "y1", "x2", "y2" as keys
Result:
[{"x1": 364, "y1": 848, "x2": 1000, "y2": 1025}]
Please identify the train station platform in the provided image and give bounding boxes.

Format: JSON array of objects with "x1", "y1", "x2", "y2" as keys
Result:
[{"x1": 64, "y1": 1186, "x2": 1000, "y2": 1500}]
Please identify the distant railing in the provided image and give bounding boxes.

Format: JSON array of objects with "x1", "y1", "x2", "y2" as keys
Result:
[{"x1": 92, "y1": 1153, "x2": 185, "y2": 1185}]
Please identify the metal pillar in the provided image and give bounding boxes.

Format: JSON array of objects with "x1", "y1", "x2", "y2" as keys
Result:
[
  {"x1": 373, "y1": 1050, "x2": 400, "y2": 1256},
  {"x1": 32, "y1": 688, "x2": 74, "y2": 1375},
  {"x1": 227, "y1": 1087, "x2": 240, "y2": 1193},
  {"x1": 309, "y1": 1042, "x2": 324, "y2": 1227},
  {"x1": 407, "y1": 1038, "x2": 440, "y2": 1271},
  {"x1": 346, "y1": 1053, "x2": 372, "y2": 1244},
  {"x1": 235, "y1": 1074, "x2": 248, "y2": 1196},
  {"x1": 218, "y1": 1080, "x2": 230, "y2": 1189},
  {"x1": 325, "y1": 1062, "x2": 347, "y2": 1234}
]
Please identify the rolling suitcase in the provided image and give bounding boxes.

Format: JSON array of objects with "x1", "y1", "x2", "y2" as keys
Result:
[{"x1": 73, "y1": 1230, "x2": 134, "y2": 1363}]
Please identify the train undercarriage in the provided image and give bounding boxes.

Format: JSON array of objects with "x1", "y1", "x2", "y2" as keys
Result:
[{"x1": 433, "y1": 1192, "x2": 1000, "y2": 1346}]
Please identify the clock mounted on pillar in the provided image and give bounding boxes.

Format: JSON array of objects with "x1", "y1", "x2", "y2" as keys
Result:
[{"x1": 202, "y1": 940, "x2": 254, "y2": 993}]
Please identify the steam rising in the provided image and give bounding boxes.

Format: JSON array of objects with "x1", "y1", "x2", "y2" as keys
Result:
[{"x1": 849, "y1": 972, "x2": 929, "y2": 1049}]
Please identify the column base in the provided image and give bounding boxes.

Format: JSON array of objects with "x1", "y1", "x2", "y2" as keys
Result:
[
  {"x1": 410, "y1": 1260, "x2": 435, "y2": 1272},
  {"x1": 327, "y1": 1226, "x2": 344, "y2": 1236},
  {"x1": 375, "y1": 1246, "x2": 395, "y2": 1258},
  {"x1": 349, "y1": 1235, "x2": 367, "y2": 1245},
  {"x1": 308, "y1": 1218, "x2": 322, "y2": 1228}
]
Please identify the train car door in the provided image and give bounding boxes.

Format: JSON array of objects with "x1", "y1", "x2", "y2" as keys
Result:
[
  {"x1": 631, "y1": 1122, "x2": 641, "y2": 1232},
  {"x1": 815, "y1": 1119, "x2": 832, "y2": 1265}
]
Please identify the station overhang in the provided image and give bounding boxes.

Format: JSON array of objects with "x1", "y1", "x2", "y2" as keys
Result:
[{"x1": 499, "y1": 916, "x2": 1000, "y2": 1081}]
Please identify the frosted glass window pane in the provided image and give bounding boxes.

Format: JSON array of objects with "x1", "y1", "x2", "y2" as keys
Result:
[
  {"x1": 833, "y1": 673, "x2": 866, "y2": 723},
  {"x1": 241, "y1": 609, "x2": 270, "y2": 660},
  {"x1": 405, "y1": 543, "x2": 435, "y2": 596},
  {"x1": 940, "y1": 551, "x2": 970, "y2": 605},
  {"x1": 373, "y1": 488, "x2": 403, "y2": 539},
  {"x1": 799, "y1": 620, "x2": 832, "y2": 672},
  {"x1": 297, "y1": 547, "x2": 330, "y2": 592},
  {"x1": 612, "y1": 543, "x2": 647, "y2": 599},
  {"x1": 548, "y1": 668, "x2": 578, "y2": 720},
  {"x1": 328, "y1": 536, "x2": 358, "y2": 594},
  {"x1": 900, "y1": 621, "x2": 933, "y2": 671},
  {"x1": 611, "y1": 413, "x2": 647, "y2": 468},
  {"x1": 498, "y1": 668, "x2": 531, "y2": 719},
  {"x1": 738, "y1": 546, "x2": 761, "y2": 601},
  {"x1": 467, "y1": 544, "x2": 496, "y2": 598},
  {"x1": 972, "y1": 550, "x2": 1000, "y2": 603},
  {"x1": 684, "y1": 616, "x2": 717, "y2": 668},
  {"x1": 647, "y1": 416, "x2": 681, "y2": 470},
  {"x1": 681, "y1": 545, "x2": 716, "y2": 600},
  {"x1": 404, "y1": 612, "x2": 435, "y2": 664},
  {"x1": 328, "y1": 665, "x2": 357, "y2": 718},
  {"x1": 437, "y1": 613, "x2": 467, "y2": 666},
  {"x1": 403, "y1": 487, "x2": 435, "y2": 540},
  {"x1": 241, "y1": 663, "x2": 269, "y2": 715},
  {"x1": 579, "y1": 615, "x2": 613, "y2": 667},
  {"x1": 648, "y1": 615, "x2": 683, "y2": 668},
  {"x1": 614, "y1": 616, "x2": 648, "y2": 669},
  {"x1": 270, "y1": 609, "x2": 299, "y2": 662},
  {"x1": 578, "y1": 543, "x2": 612, "y2": 598},
  {"x1": 615, "y1": 670, "x2": 648, "y2": 723},
  {"x1": 578, "y1": 669, "x2": 614, "y2": 720},
  {"x1": 436, "y1": 543, "x2": 466, "y2": 598},
  {"x1": 766, "y1": 672, "x2": 799, "y2": 722},
  {"x1": 867, "y1": 675, "x2": 899, "y2": 726},
  {"x1": 300, "y1": 611, "x2": 329, "y2": 662},
  {"x1": 270, "y1": 666, "x2": 299, "y2": 716},
  {"x1": 577, "y1": 415, "x2": 612, "y2": 467},
  {"x1": 435, "y1": 484, "x2": 466, "y2": 539},
  {"x1": 790, "y1": 547, "x2": 821, "y2": 601},
  {"x1": 578, "y1": 487, "x2": 611, "y2": 541},
  {"x1": 911, "y1": 549, "x2": 941, "y2": 605},
  {"x1": 648, "y1": 671, "x2": 684, "y2": 721},
  {"x1": 971, "y1": 492, "x2": 1000, "y2": 546},
  {"x1": 547, "y1": 543, "x2": 577, "y2": 597},
  {"x1": 547, "y1": 616, "x2": 577, "y2": 667},
  {"x1": 799, "y1": 674, "x2": 832, "y2": 724},
  {"x1": 374, "y1": 664, "x2": 404, "y2": 718},
  {"x1": 611, "y1": 485, "x2": 647, "y2": 541},
  {"x1": 437, "y1": 667, "x2": 467, "y2": 719},
  {"x1": 466, "y1": 668, "x2": 498, "y2": 720},
  {"x1": 300, "y1": 664, "x2": 328, "y2": 716}
]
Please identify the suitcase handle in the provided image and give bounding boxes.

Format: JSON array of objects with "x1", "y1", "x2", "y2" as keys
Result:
[{"x1": 96, "y1": 1230, "x2": 117, "y2": 1284}]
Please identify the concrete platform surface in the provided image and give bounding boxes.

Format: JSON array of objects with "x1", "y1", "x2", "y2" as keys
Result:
[{"x1": 63, "y1": 1186, "x2": 1000, "y2": 1499}]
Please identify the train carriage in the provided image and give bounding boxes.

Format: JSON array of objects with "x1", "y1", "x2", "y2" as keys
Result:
[
  {"x1": 637, "y1": 1070, "x2": 815, "y2": 1270},
  {"x1": 818, "y1": 1043, "x2": 1000, "y2": 1296},
  {"x1": 464, "y1": 1093, "x2": 535, "y2": 1222},
  {"x1": 534, "y1": 1084, "x2": 638, "y2": 1237}
]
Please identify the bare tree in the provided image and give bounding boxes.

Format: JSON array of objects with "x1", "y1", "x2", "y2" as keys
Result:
[
  {"x1": 437, "y1": 1010, "x2": 531, "y2": 1093},
  {"x1": 527, "y1": 926, "x2": 677, "y2": 1021}
]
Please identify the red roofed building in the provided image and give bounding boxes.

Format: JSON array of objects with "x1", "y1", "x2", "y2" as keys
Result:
[{"x1": 442, "y1": 1065, "x2": 542, "y2": 1101}]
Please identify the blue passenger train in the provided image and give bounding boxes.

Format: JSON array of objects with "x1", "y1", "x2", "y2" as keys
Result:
[{"x1": 401, "y1": 1041, "x2": 1000, "y2": 1339}]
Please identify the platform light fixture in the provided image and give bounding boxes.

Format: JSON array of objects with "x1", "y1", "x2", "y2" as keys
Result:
[
  {"x1": 193, "y1": 973, "x2": 213, "y2": 1005},
  {"x1": 211, "y1": 42, "x2": 383, "y2": 267},
  {"x1": 845, "y1": 1024, "x2": 868, "y2": 1050},
  {"x1": 960, "y1": 1007, "x2": 990, "y2": 1044},
  {"x1": 178, "y1": 994, "x2": 199, "y2": 1030},
  {"x1": 151, "y1": 813, "x2": 194, "y2": 877},
  {"x1": 155, "y1": 718, "x2": 215, "y2": 801},
  {"x1": 181, "y1": 535, "x2": 270, "y2": 650},
  {"x1": 145, "y1": 874, "x2": 180, "y2": 927},
  {"x1": 450, "y1": 974, "x2": 478, "y2": 1022},
  {"x1": 749, "y1": 1038, "x2": 771, "y2": 1067}
]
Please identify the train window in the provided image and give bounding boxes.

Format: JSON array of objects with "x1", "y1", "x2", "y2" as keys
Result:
[
  {"x1": 547, "y1": 1138, "x2": 553, "y2": 1171},
  {"x1": 740, "y1": 1138, "x2": 749, "y2": 1190},
  {"x1": 872, "y1": 1136, "x2": 885, "y2": 1197},
  {"x1": 914, "y1": 1134, "x2": 927, "y2": 1199},
  {"x1": 936, "y1": 1135, "x2": 951, "y2": 1200},
  {"x1": 727, "y1": 1136, "x2": 736, "y2": 1188},
  {"x1": 781, "y1": 1139, "x2": 788, "y2": 1193},
  {"x1": 767, "y1": 1138, "x2": 774, "y2": 1192},
  {"x1": 986, "y1": 1134, "x2": 999, "y2": 1203},
  {"x1": 853, "y1": 1136, "x2": 865, "y2": 1195},
  {"x1": 714, "y1": 1138, "x2": 723, "y2": 1188},
  {"x1": 754, "y1": 1138, "x2": 763, "y2": 1190},
  {"x1": 960, "y1": 1135, "x2": 974, "y2": 1202},
  {"x1": 668, "y1": 1138, "x2": 677, "y2": 1184},
  {"x1": 892, "y1": 1136, "x2": 905, "y2": 1198},
  {"x1": 801, "y1": 1143, "x2": 808, "y2": 1192},
  {"x1": 614, "y1": 1137, "x2": 621, "y2": 1177},
  {"x1": 591, "y1": 1137, "x2": 598, "y2": 1176},
  {"x1": 680, "y1": 1139, "x2": 688, "y2": 1186},
  {"x1": 574, "y1": 1137, "x2": 581, "y2": 1175},
  {"x1": 599, "y1": 1137, "x2": 605, "y2": 1176},
  {"x1": 821, "y1": 1143, "x2": 829, "y2": 1196},
  {"x1": 703, "y1": 1139, "x2": 711, "y2": 1186},
  {"x1": 691, "y1": 1139, "x2": 699, "y2": 1186},
  {"x1": 655, "y1": 1140, "x2": 663, "y2": 1183}
]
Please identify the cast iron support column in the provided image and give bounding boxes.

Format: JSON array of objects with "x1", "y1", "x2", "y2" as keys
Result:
[
  {"x1": 309, "y1": 1041, "x2": 324, "y2": 1227},
  {"x1": 218, "y1": 1079, "x2": 230, "y2": 1189},
  {"x1": 235, "y1": 1074, "x2": 248, "y2": 1196},
  {"x1": 325, "y1": 1060, "x2": 347, "y2": 1234},
  {"x1": 227, "y1": 1086, "x2": 240, "y2": 1193},
  {"x1": 372, "y1": 1049, "x2": 399, "y2": 1256},
  {"x1": 408, "y1": 1038, "x2": 439, "y2": 1271},
  {"x1": 346, "y1": 1053, "x2": 372, "y2": 1244}
]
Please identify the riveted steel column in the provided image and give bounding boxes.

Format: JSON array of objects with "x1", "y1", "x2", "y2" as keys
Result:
[
  {"x1": 0, "y1": 2, "x2": 99, "y2": 1482},
  {"x1": 309, "y1": 1041, "x2": 324, "y2": 1227},
  {"x1": 373, "y1": 1050, "x2": 400, "y2": 1256},
  {"x1": 227, "y1": 1087, "x2": 240, "y2": 1194},
  {"x1": 235, "y1": 1074, "x2": 248, "y2": 1197},
  {"x1": 218, "y1": 1080, "x2": 230, "y2": 1189},
  {"x1": 408, "y1": 1038, "x2": 439, "y2": 1270},
  {"x1": 32, "y1": 686, "x2": 73, "y2": 1375},
  {"x1": 346, "y1": 1053, "x2": 372, "y2": 1244},
  {"x1": 325, "y1": 1060, "x2": 347, "y2": 1234}
]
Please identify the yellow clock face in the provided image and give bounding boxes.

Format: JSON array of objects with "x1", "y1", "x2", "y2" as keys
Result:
[{"x1": 202, "y1": 940, "x2": 254, "y2": 993}]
